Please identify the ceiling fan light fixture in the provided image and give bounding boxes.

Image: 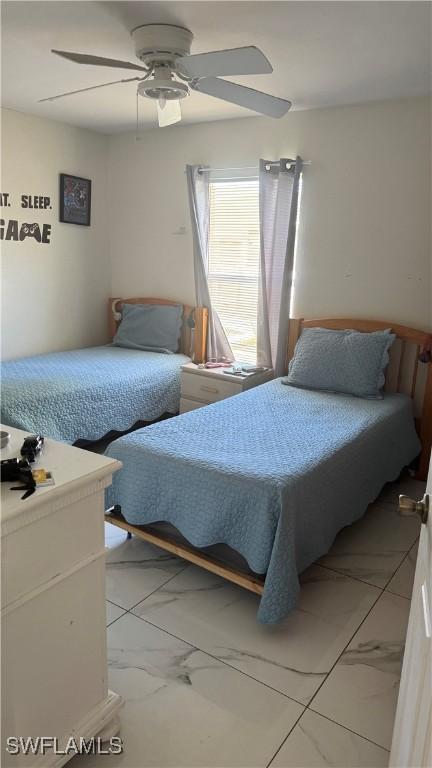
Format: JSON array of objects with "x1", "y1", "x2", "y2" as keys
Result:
[{"x1": 137, "y1": 78, "x2": 189, "y2": 101}]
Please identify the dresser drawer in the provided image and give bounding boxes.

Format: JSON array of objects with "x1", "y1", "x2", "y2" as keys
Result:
[
  {"x1": 2, "y1": 489, "x2": 106, "y2": 608},
  {"x1": 181, "y1": 371, "x2": 242, "y2": 403}
]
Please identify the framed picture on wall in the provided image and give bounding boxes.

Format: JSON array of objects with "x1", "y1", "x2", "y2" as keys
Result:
[{"x1": 59, "y1": 173, "x2": 91, "y2": 226}]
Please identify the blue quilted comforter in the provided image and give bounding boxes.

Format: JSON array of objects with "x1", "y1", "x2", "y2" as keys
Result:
[
  {"x1": 105, "y1": 380, "x2": 420, "y2": 623},
  {"x1": 1, "y1": 346, "x2": 189, "y2": 443}
]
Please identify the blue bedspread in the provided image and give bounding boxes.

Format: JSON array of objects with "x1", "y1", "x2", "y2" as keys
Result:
[
  {"x1": 105, "y1": 380, "x2": 420, "y2": 623},
  {"x1": 1, "y1": 346, "x2": 189, "y2": 443}
]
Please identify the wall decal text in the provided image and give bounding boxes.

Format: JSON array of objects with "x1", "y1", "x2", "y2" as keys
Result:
[{"x1": 0, "y1": 191, "x2": 52, "y2": 244}]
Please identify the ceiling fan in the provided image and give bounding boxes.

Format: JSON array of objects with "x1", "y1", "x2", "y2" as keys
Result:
[{"x1": 39, "y1": 24, "x2": 292, "y2": 127}]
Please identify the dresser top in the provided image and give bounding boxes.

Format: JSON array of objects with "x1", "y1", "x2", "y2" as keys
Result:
[{"x1": 1, "y1": 425, "x2": 121, "y2": 527}]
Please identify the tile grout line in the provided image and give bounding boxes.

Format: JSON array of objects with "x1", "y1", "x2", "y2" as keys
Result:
[
  {"x1": 106, "y1": 561, "x2": 191, "y2": 614},
  {"x1": 265, "y1": 707, "x2": 306, "y2": 768},
  {"x1": 304, "y1": 520, "x2": 418, "y2": 712},
  {"x1": 318, "y1": 548, "x2": 416, "y2": 597},
  {"x1": 267, "y1": 588, "x2": 397, "y2": 762},
  {"x1": 267, "y1": 580, "x2": 400, "y2": 761},
  {"x1": 316, "y1": 561, "x2": 404, "y2": 591},
  {"x1": 303, "y1": 709, "x2": 392, "y2": 753},
  {"x1": 384, "y1": 590, "x2": 411, "y2": 602},
  {"x1": 125, "y1": 608, "x2": 310, "y2": 707},
  {"x1": 106, "y1": 613, "x2": 126, "y2": 628},
  {"x1": 305, "y1": 585, "x2": 385, "y2": 711},
  {"x1": 104, "y1": 564, "x2": 191, "y2": 626},
  {"x1": 305, "y1": 587, "x2": 412, "y2": 751},
  {"x1": 383, "y1": 535, "x2": 420, "y2": 597},
  {"x1": 265, "y1": 708, "x2": 390, "y2": 768},
  {"x1": 126, "y1": 562, "x2": 192, "y2": 614},
  {"x1": 106, "y1": 597, "x2": 127, "y2": 610}
]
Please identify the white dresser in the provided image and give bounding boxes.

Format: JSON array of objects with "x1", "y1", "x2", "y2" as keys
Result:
[
  {"x1": 180, "y1": 362, "x2": 274, "y2": 413},
  {"x1": 1, "y1": 427, "x2": 123, "y2": 767}
]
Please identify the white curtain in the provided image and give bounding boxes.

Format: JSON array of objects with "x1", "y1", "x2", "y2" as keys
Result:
[
  {"x1": 257, "y1": 156, "x2": 303, "y2": 376},
  {"x1": 186, "y1": 165, "x2": 233, "y2": 361}
]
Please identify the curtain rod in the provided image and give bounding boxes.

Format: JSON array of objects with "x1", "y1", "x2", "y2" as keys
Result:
[{"x1": 199, "y1": 160, "x2": 311, "y2": 173}]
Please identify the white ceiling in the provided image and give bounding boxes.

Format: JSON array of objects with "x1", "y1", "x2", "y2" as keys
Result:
[{"x1": 1, "y1": 1, "x2": 431, "y2": 134}]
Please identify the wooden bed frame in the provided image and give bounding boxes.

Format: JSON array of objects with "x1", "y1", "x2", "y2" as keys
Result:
[
  {"x1": 105, "y1": 316, "x2": 432, "y2": 597},
  {"x1": 288, "y1": 318, "x2": 432, "y2": 481},
  {"x1": 108, "y1": 297, "x2": 208, "y2": 363}
]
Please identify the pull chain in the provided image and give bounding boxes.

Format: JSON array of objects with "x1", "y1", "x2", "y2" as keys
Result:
[{"x1": 135, "y1": 88, "x2": 141, "y2": 142}]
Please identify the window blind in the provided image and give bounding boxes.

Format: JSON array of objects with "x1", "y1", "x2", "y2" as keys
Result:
[{"x1": 208, "y1": 179, "x2": 260, "y2": 364}]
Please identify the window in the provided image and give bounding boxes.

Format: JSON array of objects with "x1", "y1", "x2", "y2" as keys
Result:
[{"x1": 207, "y1": 176, "x2": 260, "y2": 364}]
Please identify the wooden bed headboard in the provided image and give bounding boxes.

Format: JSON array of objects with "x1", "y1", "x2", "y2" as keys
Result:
[
  {"x1": 287, "y1": 317, "x2": 432, "y2": 481},
  {"x1": 108, "y1": 297, "x2": 208, "y2": 364}
]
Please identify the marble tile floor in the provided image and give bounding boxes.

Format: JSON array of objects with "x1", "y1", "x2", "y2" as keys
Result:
[{"x1": 74, "y1": 472, "x2": 422, "y2": 768}]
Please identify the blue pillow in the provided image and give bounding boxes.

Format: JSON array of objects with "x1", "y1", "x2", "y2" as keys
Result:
[
  {"x1": 113, "y1": 303, "x2": 183, "y2": 354},
  {"x1": 284, "y1": 327, "x2": 395, "y2": 399}
]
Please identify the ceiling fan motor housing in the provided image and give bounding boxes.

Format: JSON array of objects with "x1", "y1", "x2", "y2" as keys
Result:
[{"x1": 131, "y1": 24, "x2": 193, "y2": 65}]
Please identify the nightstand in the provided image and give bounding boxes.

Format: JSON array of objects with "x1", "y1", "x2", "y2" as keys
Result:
[{"x1": 180, "y1": 362, "x2": 274, "y2": 413}]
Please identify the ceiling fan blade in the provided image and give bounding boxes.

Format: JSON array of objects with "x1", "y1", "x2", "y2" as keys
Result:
[
  {"x1": 157, "y1": 99, "x2": 182, "y2": 127},
  {"x1": 176, "y1": 46, "x2": 272, "y2": 78},
  {"x1": 192, "y1": 77, "x2": 291, "y2": 118},
  {"x1": 52, "y1": 49, "x2": 148, "y2": 72},
  {"x1": 38, "y1": 77, "x2": 142, "y2": 103}
]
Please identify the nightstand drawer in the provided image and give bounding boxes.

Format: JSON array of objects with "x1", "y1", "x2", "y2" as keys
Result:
[
  {"x1": 180, "y1": 397, "x2": 205, "y2": 414},
  {"x1": 181, "y1": 371, "x2": 242, "y2": 403}
]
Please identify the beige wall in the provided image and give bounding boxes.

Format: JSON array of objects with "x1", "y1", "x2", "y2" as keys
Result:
[
  {"x1": 108, "y1": 96, "x2": 431, "y2": 330},
  {"x1": 2, "y1": 96, "x2": 430, "y2": 363},
  {"x1": 1, "y1": 108, "x2": 110, "y2": 360}
]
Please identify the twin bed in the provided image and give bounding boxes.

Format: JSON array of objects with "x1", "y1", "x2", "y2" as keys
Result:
[
  {"x1": 1, "y1": 299, "x2": 208, "y2": 444},
  {"x1": 2, "y1": 301, "x2": 431, "y2": 623},
  {"x1": 104, "y1": 315, "x2": 432, "y2": 623}
]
